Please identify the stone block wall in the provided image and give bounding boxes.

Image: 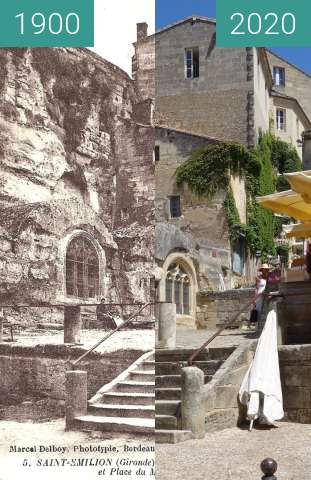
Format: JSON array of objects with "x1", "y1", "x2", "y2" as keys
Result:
[
  {"x1": 202, "y1": 342, "x2": 255, "y2": 432},
  {"x1": 197, "y1": 288, "x2": 255, "y2": 329},
  {"x1": 267, "y1": 51, "x2": 311, "y2": 123},
  {"x1": 0, "y1": 343, "x2": 143, "y2": 420},
  {"x1": 154, "y1": 19, "x2": 253, "y2": 145},
  {"x1": 279, "y1": 345, "x2": 311, "y2": 423}
]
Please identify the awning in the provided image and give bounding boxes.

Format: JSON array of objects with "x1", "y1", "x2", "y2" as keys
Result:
[
  {"x1": 256, "y1": 190, "x2": 311, "y2": 221},
  {"x1": 283, "y1": 223, "x2": 311, "y2": 238},
  {"x1": 284, "y1": 170, "x2": 311, "y2": 202}
]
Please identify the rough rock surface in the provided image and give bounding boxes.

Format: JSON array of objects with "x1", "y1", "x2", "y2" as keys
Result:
[{"x1": 0, "y1": 48, "x2": 154, "y2": 323}]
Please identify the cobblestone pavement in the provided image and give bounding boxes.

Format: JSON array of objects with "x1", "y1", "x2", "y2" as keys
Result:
[
  {"x1": 9, "y1": 329, "x2": 155, "y2": 353},
  {"x1": 156, "y1": 422, "x2": 311, "y2": 480}
]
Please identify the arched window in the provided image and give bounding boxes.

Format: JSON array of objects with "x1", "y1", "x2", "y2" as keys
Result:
[
  {"x1": 66, "y1": 236, "x2": 99, "y2": 299},
  {"x1": 165, "y1": 263, "x2": 192, "y2": 315}
]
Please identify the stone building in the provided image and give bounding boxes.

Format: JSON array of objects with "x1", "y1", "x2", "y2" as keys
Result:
[
  {"x1": 267, "y1": 50, "x2": 311, "y2": 126},
  {"x1": 0, "y1": 47, "x2": 154, "y2": 327},
  {"x1": 154, "y1": 126, "x2": 254, "y2": 328},
  {"x1": 133, "y1": 17, "x2": 311, "y2": 329}
]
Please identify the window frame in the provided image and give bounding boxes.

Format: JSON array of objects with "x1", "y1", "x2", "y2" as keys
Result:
[
  {"x1": 154, "y1": 145, "x2": 160, "y2": 162},
  {"x1": 65, "y1": 236, "x2": 100, "y2": 300},
  {"x1": 273, "y1": 66, "x2": 285, "y2": 87},
  {"x1": 165, "y1": 264, "x2": 192, "y2": 316},
  {"x1": 169, "y1": 195, "x2": 182, "y2": 219},
  {"x1": 184, "y1": 47, "x2": 200, "y2": 79},
  {"x1": 276, "y1": 108, "x2": 286, "y2": 132}
]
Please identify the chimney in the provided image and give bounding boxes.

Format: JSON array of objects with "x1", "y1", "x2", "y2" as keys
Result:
[
  {"x1": 302, "y1": 130, "x2": 311, "y2": 170},
  {"x1": 137, "y1": 23, "x2": 148, "y2": 42}
]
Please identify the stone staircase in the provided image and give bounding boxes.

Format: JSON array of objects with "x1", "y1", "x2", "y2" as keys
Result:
[
  {"x1": 155, "y1": 347, "x2": 234, "y2": 443},
  {"x1": 74, "y1": 350, "x2": 155, "y2": 434}
]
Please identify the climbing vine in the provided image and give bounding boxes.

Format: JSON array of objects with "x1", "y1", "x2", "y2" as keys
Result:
[
  {"x1": 175, "y1": 132, "x2": 296, "y2": 258},
  {"x1": 175, "y1": 142, "x2": 259, "y2": 198}
]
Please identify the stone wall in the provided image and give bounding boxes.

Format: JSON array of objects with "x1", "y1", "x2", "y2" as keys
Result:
[
  {"x1": 197, "y1": 288, "x2": 255, "y2": 329},
  {"x1": 279, "y1": 345, "x2": 311, "y2": 423},
  {"x1": 154, "y1": 19, "x2": 256, "y2": 145},
  {"x1": 132, "y1": 24, "x2": 155, "y2": 101},
  {"x1": 0, "y1": 47, "x2": 154, "y2": 314},
  {"x1": 0, "y1": 343, "x2": 143, "y2": 420},
  {"x1": 155, "y1": 127, "x2": 233, "y2": 293},
  {"x1": 267, "y1": 50, "x2": 311, "y2": 122},
  {"x1": 203, "y1": 342, "x2": 255, "y2": 432}
]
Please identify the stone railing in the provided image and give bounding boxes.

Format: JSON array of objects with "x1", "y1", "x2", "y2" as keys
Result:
[{"x1": 180, "y1": 340, "x2": 256, "y2": 438}]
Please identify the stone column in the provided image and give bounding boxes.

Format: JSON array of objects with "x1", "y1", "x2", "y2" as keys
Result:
[
  {"x1": 181, "y1": 366, "x2": 205, "y2": 439},
  {"x1": 64, "y1": 306, "x2": 81, "y2": 344},
  {"x1": 65, "y1": 370, "x2": 88, "y2": 430},
  {"x1": 157, "y1": 302, "x2": 176, "y2": 349}
]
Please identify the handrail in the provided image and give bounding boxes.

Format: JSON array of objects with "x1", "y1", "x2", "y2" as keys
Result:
[
  {"x1": 188, "y1": 299, "x2": 255, "y2": 366},
  {"x1": 0, "y1": 302, "x2": 150, "y2": 308},
  {"x1": 71, "y1": 302, "x2": 151, "y2": 367}
]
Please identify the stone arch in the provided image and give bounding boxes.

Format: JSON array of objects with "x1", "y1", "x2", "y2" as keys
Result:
[
  {"x1": 56, "y1": 229, "x2": 106, "y2": 304},
  {"x1": 159, "y1": 251, "x2": 198, "y2": 328}
]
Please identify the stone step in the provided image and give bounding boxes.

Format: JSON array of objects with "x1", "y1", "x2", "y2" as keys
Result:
[
  {"x1": 75, "y1": 415, "x2": 154, "y2": 434},
  {"x1": 100, "y1": 392, "x2": 155, "y2": 405},
  {"x1": 155, "y1": 414, "x2": 177, "y2": 430},
  {"x1": 155, "y1": 400, "x2": 180, "y2": 416},
  {"x1": 155, "y1": 388, "x2": 181, "y2": 401},
  {"x1": 88, "y1": 403, "x2": 155, "y2": 419},
  {"x1": 130, "y1": 370, "x2": 155, "y2": 382},
  {"x1": 155, "y1": 429, "x2": 193, "y2": 444},
  {"x1": 155, "y1": 347, "x2": 234, "y2": 362},
  {"x1": 140, "y1": 360, "x2": 155, "y2": 371},
  {"x1": 155, "y1": 360, "x2": 221, "y2": 376},
  {"x1": 114, "y1": 380, "x2": 154, "y2": 394},
  {"x1": 155, "y1": 374, "x2": 212, "y2": 388}
]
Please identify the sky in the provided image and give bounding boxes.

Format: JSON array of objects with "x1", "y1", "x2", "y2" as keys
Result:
[
  {"x1": 93, "y1": 0, "x2": 154, "y2": 74},
  {"x1": 156, "y1": 0, "x2": 311, "y2": 76}
]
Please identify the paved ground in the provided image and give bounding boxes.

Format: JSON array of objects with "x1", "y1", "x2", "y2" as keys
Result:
[
  {"x1": 156, "y1": 422, "x2": 311, "y2": 480},
  {"x1": 7, "y1": 328, "x2": 155, "y2": 353},
  {"x1": 0, "y1": 419, "x2": 154, "y2": 480},
  {"x1": 176, "y1": 326, "x2": 257, "y2": 349}
]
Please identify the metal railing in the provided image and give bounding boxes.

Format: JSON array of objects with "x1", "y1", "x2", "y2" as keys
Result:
[
  {"x1": 71, "y1": 302, "x2": 152, "y2": 367},
  {"x1": 0, "y1": 301, "x2": 155, "y2": 343},
  {"x1": 187, "y1": 288, "x2": 299, "y2": 366},
  {"x1": 188, "y1": 299, "x2": 255, "y2": 366}
]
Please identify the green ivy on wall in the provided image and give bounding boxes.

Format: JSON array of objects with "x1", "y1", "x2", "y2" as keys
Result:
[{"x1": 175, "y1": 132, "x2": 298, "y2": 259}]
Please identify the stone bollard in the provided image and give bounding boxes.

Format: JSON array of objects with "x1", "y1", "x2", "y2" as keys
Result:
[
  {"x1": 64, "y1": 306, "x2": 82, "y2": 344},
  {"x1": 65, "y1": 370, "x2": 88, "y2": 430},
  {"x1": 261, "y1": 458, "x2": 278, "y2": 479},
  {"x1": 157, "y1": 302, "x2": 176, "y2": 349},
  {"x1": 181, "y1": 366, "x2": 205, "y2": 439}
]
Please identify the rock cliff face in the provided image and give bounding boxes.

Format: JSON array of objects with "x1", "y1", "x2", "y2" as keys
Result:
[{"x1": 0, "y1": 47, "x2": 154, "y2": 322}]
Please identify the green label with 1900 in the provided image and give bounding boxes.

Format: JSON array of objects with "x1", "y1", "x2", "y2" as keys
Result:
[{"x1": 0, "y1": 0, "x2": 94, "y2": 47}]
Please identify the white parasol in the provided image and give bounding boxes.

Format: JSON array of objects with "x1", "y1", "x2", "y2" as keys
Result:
[{"x1": 239, "y1": 309, "x2": 284, "y2": 431}]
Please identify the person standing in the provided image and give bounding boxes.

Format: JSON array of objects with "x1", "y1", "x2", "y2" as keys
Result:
[{"x1": 253, "y1": 264, "x2": 270, "y2": 322}]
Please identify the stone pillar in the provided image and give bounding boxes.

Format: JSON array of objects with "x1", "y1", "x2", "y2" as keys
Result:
[
  {"x1": 181, "y1": 366, "x2": 205, "y2": 439},
  {"x1": 65, "y1": 370, "x2": 88, "y2": 430},
  {"x1": 157, "y1": 302, "x2": 176, "y2": 349},
  {"x1": 64, "y1": 306, "x2": 81, "y2": 344}
]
